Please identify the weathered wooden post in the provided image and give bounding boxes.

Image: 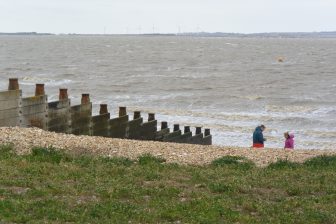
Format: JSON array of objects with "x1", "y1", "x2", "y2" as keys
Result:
[
  {"x1": 109, "y1": 106, "x2": 129, "y2": 138},
  {"x1": 140, "y1": 113, "x2": 157, "y2": 140},
  {"x1": 8, "y1": 78, "x2": 19, "y2": 91},
  {"x1": 59, "y1": 88, "x2": 68, "y2": 100},
  {"x1": 161, "y1": 121, "x2": 168, "y2": 129},
  {"x1": 35, "y1": 84, "x2": 45, "y2": 96},
  {"x1": 148, "y1": 113, "x2": 155, "y2": 121},
  {"x1": 70, "y1": 93, "x2": 92, "y2": 135},
  {"x1": 99, "y1": 104, "x2": 108, "y2": 115},
  {"x1": 133, "y1": 111, "x2": 141, "y2": 119},
  {"x1": 202, "y1": 128, "x2": 212, "y2": 145},
  {"x1": 48, "y1": 88, "x2": 71, "y2": 133},
  {"x1": 119, "y1": 106, "x2": 127, "y2": 117},
  {"x1": 91, "y1": 104, "x2": 110, "y2": 137},
  {"x1": 190, "y1": 127, "x2": 203, "y2": 144},
  {"x1": 126, "y1": 111, "x2": 143, "y2": 139},
  {"x1": 81, "y1": 93, "x2": 90, "y2": 104}
]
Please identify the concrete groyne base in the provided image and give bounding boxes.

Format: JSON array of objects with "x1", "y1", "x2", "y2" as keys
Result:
[{"x1": 1, "y1": 127, "x2": 335, "y2": 167}]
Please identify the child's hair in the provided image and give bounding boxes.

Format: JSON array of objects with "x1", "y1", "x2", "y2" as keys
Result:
[{"x1": 284, "y1": 132, "x2": 289, "y2": 138}]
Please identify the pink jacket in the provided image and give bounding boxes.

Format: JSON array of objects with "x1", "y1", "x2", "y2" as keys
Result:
[{"x1": 284, "y1": 134, "x2": 294, "y2": 149}]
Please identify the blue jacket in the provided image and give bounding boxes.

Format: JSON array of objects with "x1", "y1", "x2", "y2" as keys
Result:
[{"x1": 253, "y1": 126, "x2": 264, "y2": 144}]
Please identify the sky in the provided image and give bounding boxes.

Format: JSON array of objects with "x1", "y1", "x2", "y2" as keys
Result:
[{"x1": 0, "y1": 0, "x2": 336, "y2": 34}]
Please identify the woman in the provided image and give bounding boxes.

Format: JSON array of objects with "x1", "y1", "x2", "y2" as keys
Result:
[{"x1": 253, "y1": 125, "x2": 266, "y2": 148}]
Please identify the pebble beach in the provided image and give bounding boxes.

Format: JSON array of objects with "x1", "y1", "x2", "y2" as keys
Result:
[{"x1": 1, "y1": 127, "x2": 335, "y2": 167}]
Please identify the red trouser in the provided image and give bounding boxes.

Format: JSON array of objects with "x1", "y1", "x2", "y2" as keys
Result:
[{"x1": 253, "y1": 143, "x2": 264, "y2": 148}]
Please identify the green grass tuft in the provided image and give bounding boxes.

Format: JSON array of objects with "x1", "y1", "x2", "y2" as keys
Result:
[
  {"x1": 211, "y1": 156, "x2": 254, "y2": 170},
  {"x1": 100, "y1": 156, "x2": 134, "y2": 166},
  {"x1": 267, "y1": 159, "x2": 300, "y2": 169},
  {"x1": 304, "y1": 155, "x2": 336, "y2": 168},
  {"x1": 0, "y1": 144, "x2": 15, "y2": 160},
  {"x1": 212, "y1": 156, "x2": 244, "y2": 165},
  {"x1": 208, "y1": 182, "x2": 234, "y2": 193},
  {"x1": 138, "y1": 153, "x2": 166, "y2": 165},
  {"x1": 28, "y1": 147, "x2": 72, "y2": 164}
]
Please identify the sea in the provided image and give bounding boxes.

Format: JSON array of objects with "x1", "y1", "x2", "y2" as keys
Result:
[{"x1": 0, "y1": 35, "x2": 335, "y2": 149}]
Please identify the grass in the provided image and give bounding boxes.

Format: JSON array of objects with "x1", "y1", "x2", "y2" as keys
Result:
[{"x1": 1, "y1": 145, "x2": 336, "y2": 223}]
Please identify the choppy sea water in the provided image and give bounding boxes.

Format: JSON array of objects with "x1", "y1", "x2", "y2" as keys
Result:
[{"x1": 0, "y1": 35, "x2": 336, "y2": 149}]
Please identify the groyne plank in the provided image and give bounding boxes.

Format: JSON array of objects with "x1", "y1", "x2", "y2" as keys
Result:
[
  {"x1": 92, "y1": 113, "x2": 110, "y2": 137},
  {"x1": 48, "y1": 99, "x2": 71, "y2": 133},
  {"x1": 0, "y1": 117, "x2": 20, "y2": 127},
  {"x1": 20, "y1": 95, "x2": 48, "y2": 129},
  {"x1": 0, "y1": 90, "x2": 21, "y2": 101},
  {"x1": 109, "y1": 115, "x2": 129, "y2": 139},
  {"x1": 176, "y1": 132, "x2": 193, "y2": 144},
  {"x1": 70, "y1": 103, "x2": 92, "y2": 136},
  {"x1": 0, "y1": 90, "x2": 21, "y2": 127},
  {"x1": 126, "y1": 118, "x2": 143, "y2": 140},
  {"x1": 0, "y1": 99, "x2": 21, "y2": 111},
  {"x1": 0, "y1": 108, "x2": 20, "y2": 119},
  {"x1": 163, "y1": 130, "x2": 182, "y2": 142},
  {"x1": 155, "y1": 128, "x2": 170, "y2": 141},
  {"x1": 21, "y1": 112, "x2": 48, "y2": 129},
  {"x1": 140, "y1": 120, "x2": 158, "y2": 141},
  {"x1": 189, "y1": 134, "x2": 203, "y2": 145},
  {"x1": 202, "y1": 135, "x2": 212, "y2": 145}
]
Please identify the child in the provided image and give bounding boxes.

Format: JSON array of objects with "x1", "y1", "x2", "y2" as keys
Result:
[{"x1": 284, "y1": 132, "x2": 294, "y2": 149}]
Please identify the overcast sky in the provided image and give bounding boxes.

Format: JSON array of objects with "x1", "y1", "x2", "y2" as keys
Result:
[{"x1": 1, "y1": 0, "x2": 336, "y2": 34}]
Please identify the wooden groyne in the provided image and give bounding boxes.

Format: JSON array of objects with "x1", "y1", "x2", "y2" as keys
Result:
[{"x1": 0, "y1": 78, "x2": 212, "y2": 145}]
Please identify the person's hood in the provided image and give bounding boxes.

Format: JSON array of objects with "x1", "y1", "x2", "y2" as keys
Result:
[
  {"x1": 255, "y1": 126, "x2": 262, "y2": 132},
  {"x1": 289, "y1": 134, "x2": 294, "y2": 139}
]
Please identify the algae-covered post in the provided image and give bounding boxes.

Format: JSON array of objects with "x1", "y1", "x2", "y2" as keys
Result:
[
  {"x1": 161, "y1": 121, "x2": 168, "y2": 130},
  {"x1": 133, "y1": 111, "x2": 141, "y2": 119},
  {"x1": 92, "y1": 104, "x2": 110, "y2": 137},
  {"x1": 126, "y1": 111, "x2": 143, "y2": 139},
  {"x1": 109, "y1": 106, "x2": 129, "y2": 139},
  {"x1": 163, "y1": 124, "x2": 182, "y2": 142},
  {"x1": 20, "y1": 84, "x2": 48, "y2": 129},
  {"x1": 119, "y1": 106, "x2": 127, "y2": 117},
  {"x1": 202, "y1": 128, "x2": 212, "y2": 145},
  {"x1": 70, "y1": 93, "x2": 92, "y2": 135},
  {"x1": 148, "y1": 113, "x2": 155, "y2": 121},
  {"x1": 47, "y1": 88, "x2": 71, "y2": 133},
  {"x1": 189, "y1": 127, "x2": 203, "y2": 144},
  {"x1": 99, "y1": 104, "x2": 108, "y2": 115},
  {"x1": 177, "y1": 126, "x2": 192, "y2": 143},
  {"x1": 156, "y1": 121, "x2": 170, "y2": 141},
  {"x1": 140, "y1": 113, "x2": 157, "y2": 140}
]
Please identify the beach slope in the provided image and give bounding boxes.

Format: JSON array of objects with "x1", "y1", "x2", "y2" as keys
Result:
[{"x1": 1, "y1": 127, "x2": 335, "y2": 167}]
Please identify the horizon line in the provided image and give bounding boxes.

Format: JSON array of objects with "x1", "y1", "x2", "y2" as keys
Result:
[{"x1": 1, "y1": 31, "x2": 336, "y2": 36}]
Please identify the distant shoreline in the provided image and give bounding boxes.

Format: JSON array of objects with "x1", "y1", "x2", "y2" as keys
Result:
[{"x1": 1, "y1": 31, "x2": 336, "y2": 38}]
